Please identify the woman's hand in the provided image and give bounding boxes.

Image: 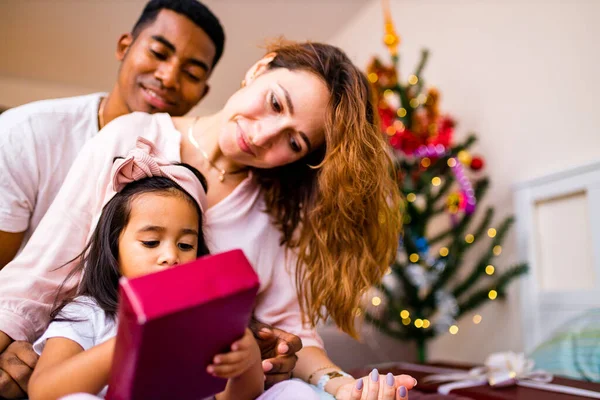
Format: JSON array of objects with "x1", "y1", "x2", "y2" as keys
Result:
[
  {"x1": 207, "y1": 328, "x2": 261, "y2": 379},
  {"x1": 335, "y1": 369, "x2": 414, "y2": 400}
]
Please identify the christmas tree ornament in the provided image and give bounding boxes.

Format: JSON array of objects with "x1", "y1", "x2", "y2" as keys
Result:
[{"x1": 470, "y1": 156, "x2": 485, "y2": 171}]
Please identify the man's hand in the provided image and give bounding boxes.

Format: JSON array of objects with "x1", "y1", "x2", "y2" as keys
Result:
[
  {"x1": 249, "y1": 318, "x2": 302, "y2": 389},
  {"x1": 0, "y1": 341, "x2": 38, "y2": 399}
]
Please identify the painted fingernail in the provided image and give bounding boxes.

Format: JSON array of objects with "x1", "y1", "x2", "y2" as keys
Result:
[
  {"x1": 207, "y1": 366, "x2": 214, "y2": 374},
  {"x1": 356, "y1": 379, "x2": 364, "y2": 390},
  {"x1": 413, "y1": 378, "x2": 418, "y2": 387},
  {"x1": 386, "y1": 373, "x2": 394, "y2": 386},
  {"x1": 213, "y1": 356, "x2": 221, "y2": 364},
  {"x1": 370, "y1": 368, "x2": 379, "y2": 382},
  {"x1": 398, "y1": 386, "x2": 407, "y2": 397}
]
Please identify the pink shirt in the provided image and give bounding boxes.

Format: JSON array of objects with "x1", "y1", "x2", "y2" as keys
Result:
[{"x1": 0, "y1": 112, "x2": 323, "y2": 349}]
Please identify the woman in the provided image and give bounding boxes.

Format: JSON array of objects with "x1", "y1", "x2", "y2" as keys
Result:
[{"x1": 0, "y1": 41, "x2": 411, "y2": 399}]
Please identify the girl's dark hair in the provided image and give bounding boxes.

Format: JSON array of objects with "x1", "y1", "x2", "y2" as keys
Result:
[{"x1": 51, "y1": 163, "x2": 209, "y2": 320}]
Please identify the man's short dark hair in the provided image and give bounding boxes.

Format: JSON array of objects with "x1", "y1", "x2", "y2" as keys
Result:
[{"x1": 132, "y1": 0, "x2": 225, "y2": 68}]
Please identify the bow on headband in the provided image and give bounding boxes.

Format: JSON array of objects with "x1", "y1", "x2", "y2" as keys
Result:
[{"x1": 110, "y1": 137, "x2": 208, "y2": 212}]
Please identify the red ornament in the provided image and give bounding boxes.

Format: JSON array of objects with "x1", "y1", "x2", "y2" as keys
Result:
[{"x1": 470, "y1": 156, "x2": 485, "y2": 171}]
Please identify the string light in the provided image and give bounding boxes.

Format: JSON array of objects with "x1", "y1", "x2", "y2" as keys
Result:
[
  {"x1": 386, "y1": 126, "x2": 396, "y2": 136},
  {"x1": 393, "y1": 120, "x2": 405, "y2": 132},
  {"x1": 449, "y1": 325, "x2": 459, "y2": 334},
  {"x1": 407, "y1": 193, "x2": 417, "y2": 202},
  {"x1": 493, "y1": 245, "x2": 502, "y2": 256},
  {"x1": 384, "y1": 89, "x2": 393, "y2": 97},
  {"x1": 417, "y1": 94, "x2": 428, "y2": 104},
  {"x1": 447, "y1": 158, "x2": 457, "y2": 167},
  {"x1": 422, "y1": 319, "x2": 431, "y2": 328},
  {"x1": 409, "y1": 253, "x2": 420, "y2": 263},
  {"x1": 372, "y1": 296, "x2": 382, "y2": 306},
  {"x1": 368, "y1": 73, "x2": 378, "y2": 83},
  {"x1": 488, "y1": 290, "x2": 498, "y2": 300},
  {"x1": 473, "y1": 314, "x2": 482, "y2": 324},
  {"x1": 488, "y1": 228, "x2": 497, "y2": 238},
  {"x1": 397, "y1": 108, "x2": 407, "y2": 117},
  {"x1": 408, "y1": 75, "x2": 419, "y2": 85},
  {"x1": 414, "y1": 319, "x2": 424, "y2": 328},
  {"x1": 402, "y1": 318, "x2": 411, "y2": 325},
  {"x1": 409, "y1": 98, "x2": 420, "y2": 108},
  {"x1": 432, "y1": 177, "x2": 442, "y2": 186},
  {"x1": 465, "y1": 234, "x2": 475, "y2": 244},
  {"x1": 485, "y1": 265, "x2": 495, "y2": 275},
  {"x1": 421, "y1": 157, "x2": 431, "y2": 168},
  {"x1": 439, "y1": 247, "x2": 449, "y2": 257},
  {"x1": 400, "y1": 310, "x2": 410, "y2": 319},
  {"x1": 457, "y1": 150, "x2": 472, "y2": 165}
]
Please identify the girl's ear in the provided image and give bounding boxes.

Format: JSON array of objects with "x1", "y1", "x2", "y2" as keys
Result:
[{"x1": 242, "y1": 53, "x2": 276, "y2": 87}]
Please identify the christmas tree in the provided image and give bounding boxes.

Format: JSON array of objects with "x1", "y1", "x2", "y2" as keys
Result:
[{"x1": 364, "y1": 2, "x2": 528, "y2": 363}]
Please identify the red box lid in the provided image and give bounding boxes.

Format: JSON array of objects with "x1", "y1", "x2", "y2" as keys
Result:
[{"x1": 107, "y1": 249, "x2": 260, "y2": 400}]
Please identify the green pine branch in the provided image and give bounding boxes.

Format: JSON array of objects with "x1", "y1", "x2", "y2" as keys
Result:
[
  {"x1": 456, "y1": 263, "x2": 528, "y2": 317},
  {"x1": 413, "y1": 49, "x2": 429, "y2": 95},
  {"x1": 420, "y1": 179, "x2": 490, "y2": 309},
  {"x1": 452, "y1": 216, "x2": 514, "y2": 299}
]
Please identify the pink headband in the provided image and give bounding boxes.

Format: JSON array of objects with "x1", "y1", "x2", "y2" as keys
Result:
[{"x1": 109, "y1": 137, "x2": 208, "y2": 212}]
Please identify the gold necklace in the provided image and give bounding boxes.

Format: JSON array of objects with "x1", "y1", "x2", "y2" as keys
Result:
[
  {"x1": 187, "y1": 117, "x2": 247, "y2": 182},
  {"x1": 98, "y1": 96, "x2": 106, "y2": 130}
]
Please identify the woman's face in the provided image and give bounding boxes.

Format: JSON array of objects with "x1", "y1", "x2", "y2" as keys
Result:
[
  {"x1": 118, "y1": 191, "x2": 200, "y2": 279},
  {"x1": 218, "y1": 67, "x2": 329, "y2": 169}
]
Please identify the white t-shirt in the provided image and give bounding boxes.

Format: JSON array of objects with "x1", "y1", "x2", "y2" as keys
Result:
[
  {"x1": 33, "y1": 296, "x2": 117, "y2": 398},
  {"x1": 0, "y1": 93, "x2": 105, "y2": 252}
]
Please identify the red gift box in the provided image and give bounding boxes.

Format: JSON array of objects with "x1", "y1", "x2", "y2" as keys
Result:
[{"x1": 106, "y1": 249, "x2": 260, "y2": 400}]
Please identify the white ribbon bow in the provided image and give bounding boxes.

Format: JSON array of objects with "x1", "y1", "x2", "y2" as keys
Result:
[{"x1": 424, "y1": 351, "x2": 600, "y2": 398}]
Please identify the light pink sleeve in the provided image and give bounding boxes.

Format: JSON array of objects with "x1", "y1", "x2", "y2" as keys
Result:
[
  {"x1": 253, "y1": 245, "x2": 324, "y2": 350},
  {"x1": 0, "y1": 112, "x2": 178, "y2": 342}
]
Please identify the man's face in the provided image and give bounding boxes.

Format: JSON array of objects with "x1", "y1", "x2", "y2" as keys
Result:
[{"x1": 115, "y1": 9, "x2": 217, "y2": 116}]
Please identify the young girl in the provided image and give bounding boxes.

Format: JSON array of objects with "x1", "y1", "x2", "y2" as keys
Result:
[{"x1": 28, "y1": 140, "x2": 264, "y2": 400}]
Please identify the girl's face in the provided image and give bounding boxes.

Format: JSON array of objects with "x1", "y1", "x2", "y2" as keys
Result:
[
  {"x1": 118, "y1": 191, "x2": 200, "y2": 279},
  {"x1": 218, "y1": 67, "x2": 329, "y2": 169}
]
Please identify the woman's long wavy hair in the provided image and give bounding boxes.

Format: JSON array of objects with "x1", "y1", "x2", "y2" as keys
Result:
[
  {"x1": 253, "y1": 41, "x2": 402, "y2": 338},
  {"x1": 51, "y1": 165, "x2": 210, "y2": 320}
]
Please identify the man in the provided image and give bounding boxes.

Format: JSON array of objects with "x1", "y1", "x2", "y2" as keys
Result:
[{"x1": 0, "y1": 1, "x2": 300, "y2": 398}]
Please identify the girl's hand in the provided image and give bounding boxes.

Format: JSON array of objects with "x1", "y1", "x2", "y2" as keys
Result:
[
  {"x1": 206, "y1": 328, "x2": 261, "y2": 379},
  {"x1": 335, "y1": 369, "x2": 415, "y2": 400}
]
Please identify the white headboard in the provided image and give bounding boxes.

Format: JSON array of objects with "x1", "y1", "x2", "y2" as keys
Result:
[{"x1": 514, "y1": 161, "x2": 600, "y2": 353}]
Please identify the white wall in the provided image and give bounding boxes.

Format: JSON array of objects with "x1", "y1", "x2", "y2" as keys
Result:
[
  {"x1": 328, "y1": 0, "x2": 600, "y2": 363},
  {"x1": 0, "y1": 76, "x2": 95, "y2": 108}
]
